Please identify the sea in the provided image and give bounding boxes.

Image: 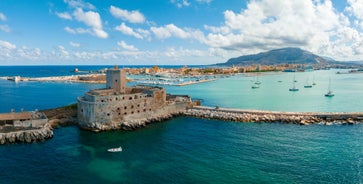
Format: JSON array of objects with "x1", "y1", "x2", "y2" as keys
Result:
[{"x1": 1, "y1": 65, "x2": 363, "y2": 183}]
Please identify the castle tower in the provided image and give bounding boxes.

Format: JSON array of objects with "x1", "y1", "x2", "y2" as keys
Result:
[{"x1": 106, "y1": 65, "x2": 126, "y2": 93}]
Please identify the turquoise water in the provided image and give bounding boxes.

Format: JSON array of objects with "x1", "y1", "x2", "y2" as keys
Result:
[
  {"x1": 164, "y1": 69, "x2": 363, "y2": 112},
  {"x1": 1, "y1": 66, "x2": 363, "y2": 183}
]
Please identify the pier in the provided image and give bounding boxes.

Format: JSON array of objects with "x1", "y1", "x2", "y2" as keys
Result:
[{"x1": 184, "y1": 106, "x2": 363, "y2": 125}]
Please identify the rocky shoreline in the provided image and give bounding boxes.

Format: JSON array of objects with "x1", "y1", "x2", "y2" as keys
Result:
[
  {"x1": 0, "y1": 124, "x2": 53, "y2": 145},
  {"x1": 183, "y1": 106, "x2": 363, "y2": 125}
]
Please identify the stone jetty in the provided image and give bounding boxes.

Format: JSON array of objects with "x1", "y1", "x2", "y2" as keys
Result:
[
  {"x1": 183, "y1": 106, "x2": 363, "y2": 125},
  {"x1": 0, "y1": 124, "x2": 53, "y2": 145}
]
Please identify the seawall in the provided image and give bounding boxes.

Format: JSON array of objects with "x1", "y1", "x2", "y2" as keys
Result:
[
  {"x1": 183, "y1": 106, "x2": 363, "y2": 125},
  {"x1": 0, "y1": 124, "x2": 53, "y2": 145}
]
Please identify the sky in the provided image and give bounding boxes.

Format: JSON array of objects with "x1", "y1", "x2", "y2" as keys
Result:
[{"x1": 0, "y1": 0, "x2": 363, "y2": 65}]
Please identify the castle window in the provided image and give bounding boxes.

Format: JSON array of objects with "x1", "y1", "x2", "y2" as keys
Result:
[
  {"x1": 135, "y1": 95, "x2": 138, "y2": 99},
  {"x1": 107, "y1": 113, "x2": 110, "y2": 116},
  {"x1": 149, "y1": 109, "x2": 151, "y2": 111},
  {"x1": 124, "y1": 106, "x2": 127, "y2": 110},
  {"x1": 118, "y1": 113, "x2": 121, "y2": 116},
  {"x1": 81, "y1": 109, "x2": 83, "y2": 112},
  {"x1": 129, "y1": 97, "x2": 132, "y2": 100},
  {"x1": 116, "y1": 97, "x2": 118, "y2": 101},
  {"x1": 131, "y1": 111, "x2": 134, "y2": 114},
  {"x1": 143, "y1": 109, "x2": 146, "y2": 112},
  {"x1": 137, "y1": 110, "x2": 140, "y2": 113},
  {"x1": 137, "y1": 104, "x2": 140, "y2": 107},
  {"x1": 115, "y1": 79, "x2": 118, "y2": 83},
  {"x1": 122, "y1": 97, "x2": 125, "y2": 100},
  {"x1": 124, "y1": 112, "x2": 127, "y2": 115},
  {"x1": 131, "y1": 105, "x2": 134, "y2": 109},
  {"x1": 101, "y1": 100, "x2": 104, "y2": 102},
  {"x1": 117, "y1": 107, "x2": 120, "y2": 111}
]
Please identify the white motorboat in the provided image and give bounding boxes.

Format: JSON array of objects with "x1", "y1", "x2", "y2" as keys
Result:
[{"x1": 107, "y1": 146, "x2": 122, "y2": 152}]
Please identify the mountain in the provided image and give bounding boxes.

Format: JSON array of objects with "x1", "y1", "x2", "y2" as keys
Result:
[{"x1": 222, "y1": 48, "x2": 331, "y2": 66}]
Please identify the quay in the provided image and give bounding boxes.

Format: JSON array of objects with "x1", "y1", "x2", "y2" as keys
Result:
[{"x1": 184, "y1": 106, "x2": 363, "y2": 125}]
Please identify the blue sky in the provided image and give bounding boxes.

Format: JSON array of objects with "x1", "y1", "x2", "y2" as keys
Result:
[{"x1": 0, "y1": 0, "x2": 363, "y2": 65}]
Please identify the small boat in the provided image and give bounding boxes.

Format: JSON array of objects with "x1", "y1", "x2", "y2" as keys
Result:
[
  {"x1": 289, "y1": 76, "x2": 299, "y2": 91},
  {"x1": 251, "y1": 84, "x2": 260, "y2": 89},
  {"x1": 325, "y1": 78, "x2": 334, "y2": 97},
  {"x1": 312, "y1": 76, "x2": 316, "y2": 85},
  {"x1": 304, "y1": 78, "x2": 312, "y2": 88},
  {"x1": 107, "y1": 146, "x2": 122, "y2": 152},
  {"x1": 254, "y1": 77, "x2": 261, "y2": 85}
]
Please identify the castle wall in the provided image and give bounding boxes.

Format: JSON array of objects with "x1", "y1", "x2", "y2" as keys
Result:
[{"x1": 78, "y1": 91, "x2": 166, "y2": 126}]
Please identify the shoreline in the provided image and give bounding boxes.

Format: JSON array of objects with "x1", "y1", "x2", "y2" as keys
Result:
[{"x1": 2, "y1": 104, "x2": 363, "y2": 145}]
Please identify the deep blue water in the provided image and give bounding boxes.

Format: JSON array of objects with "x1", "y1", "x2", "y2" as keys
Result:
[{"x1": 1, "y1": 66, "x2": 363, "y2": 183}]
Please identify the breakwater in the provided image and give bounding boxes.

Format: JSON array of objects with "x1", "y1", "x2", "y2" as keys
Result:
[
  {"x1": 184, "y1": 106, "x2": 363, "y2": 125},
  {"x1": 0, "y1": 124, "x2": 53, "y2": 145}
]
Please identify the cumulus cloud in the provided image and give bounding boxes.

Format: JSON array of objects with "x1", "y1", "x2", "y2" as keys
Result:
[
  {"x1": 117, "y1": 41, "x2": 139, "y2": 51},
  {"x1": 151, "y1": 24, "x2": 189, "y2": 39},
  {"x1": 110, "y1": 6, "x2": 145, "y2": 24},
  {"x1": 56, "y1": 12, "x2": 72, "y2": 20},
  {"x1": 198, "y1": 0, "x2": 363, "y2": 61},
  {"x1": 196, "y1": 0, "x2": 212, "y2": 4},
  {"x1": 346, "y1": 0, "x2": 363, "y2": 20},
  {"x1": 0, "y1": 40, "x2": 16, "y2": 50},
  {"x1": 69, "y1": 41, "x2": 80, "y2": 47},
  {"x1": 0, "y1": 25, "x2": 10, "y2": 32},
  {"x1": 170, "y1": 0, "x2": 190, "y2": 8},
  {"x1": 72, "y1": 8, "x2": 108, "y2": 38},
  {"x1": 0, "y1": 13, "x2": 6, "y2": 21},
  {"x1": 115, "y1": 23, "x2": 143, "y2": 39},
  {"x1": 64, "y1": 0, "x2": 95, "y2": 10}
]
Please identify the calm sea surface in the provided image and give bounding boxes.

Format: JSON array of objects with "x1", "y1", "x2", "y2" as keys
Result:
[{"x1": 1, "y1": 66, "x2": 363, "y2": 183}]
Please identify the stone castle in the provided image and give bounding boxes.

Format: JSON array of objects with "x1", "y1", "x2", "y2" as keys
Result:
[{"x1": 77, "y1": 66, "x2": 193, "y2": 131}]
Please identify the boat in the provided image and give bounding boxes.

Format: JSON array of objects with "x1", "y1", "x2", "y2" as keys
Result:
[
  {"x1": 325, "y1": 78, "x2": 334, "y2": 97},
  {"x1": 107, "y1": 146, "x2": 122, "y2": 152},
  {"x1": 254, "y1": 77, "x2": 261, "y2": 85},
  {"x1": 289, "y1": 76, "x2": 299, "y2": 91},
  {"x1": 251, "y1": 84, "x2": 260, "y2": 89},
  {"x1": 312, "y1": 76, "x2": 316, "y2": 85},
  {"x1": 304, "y1": 78, "x2": 312, "y2": 88}
]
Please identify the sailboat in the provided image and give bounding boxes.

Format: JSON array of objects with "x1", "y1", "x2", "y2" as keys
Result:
[
  {"x1": 304, "y1": 78, "x2": 313, "y2": 88},
  {"x1": 312, "y1": 76, "x2": 316, "y2": 85},
  {"x1": 254, "y1": 77, "x2": 261, "y2": 85},
  {"x1": 325, "y1": 78, "x2": 334, "y2": 97},
  {"x1": 289, "y1": 76, "x2": 299, "y2": 91}
]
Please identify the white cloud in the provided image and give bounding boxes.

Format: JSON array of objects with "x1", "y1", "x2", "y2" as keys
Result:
[
  {"x1": 69, "y1": 41, "x2": 80, "y2": 47},
  {"x1": 110, "y1": 6, "x2": 145, "y2": 24},
  {"x1": 346, "y1": 0, "x2": 363, "y2": 20},
  {"x1": 0, "y1": 13, "x2": 6, "y2": 21},
  {"x1": 117, "y1": 41, "x2": 139, "y2": 51},
  {"x1": 196, "y1": 0, "x2": 212, "y2": 4},
  {"x1": 56, "y1": 12, "x2": 72, "y2": 20},
  {"x1": 151, "y1": 24, "x2": 189, "y2": 39},
  {"x1": 170, "y1": 0, "x2": 190, "y2": 8},
  {"x1": 0, "y1": 25, "x2": 10, "y2": 32},
  {"x1": 115, "y1": 23, "x2": 143, "y2": 39},
  {"x1": 72, "y1": 8, "x2": 108, "y2": 38},
  {"x1": 198, "y1": 0, "x2": 363, "y2": 61},
  {"x1": 0, "y1": 40, "x2": 16, "y2": 50},
  {"x1": 64, "y1": 0, "x2": 95, "y2": 10}
]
